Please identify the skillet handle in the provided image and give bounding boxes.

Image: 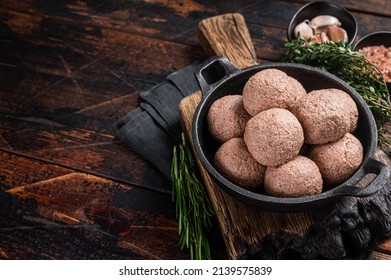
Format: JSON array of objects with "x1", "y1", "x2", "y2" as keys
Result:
[
  {"x1": 195, "y1": 56, "x2": 240, "y2": 96},
  {"x1": 333, "y1": 157, "x2": 390, "y2": 197}
]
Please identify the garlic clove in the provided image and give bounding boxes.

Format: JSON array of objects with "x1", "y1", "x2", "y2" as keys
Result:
[
  {"x1": 320, "y1": 32, "x2": 330, "y2": 43},
  {"x1": 326, "y1": 26, "x2": 348, "y2": 43},
  {"x1": 294, "y1": 20, "x2": 314, "y2": 40},
  {"x1": 309, "y1": 34, "x2": 323, "y2": 45},
  {"x1": 310, "y1": 15, "x2": 341, "y2": 31}
]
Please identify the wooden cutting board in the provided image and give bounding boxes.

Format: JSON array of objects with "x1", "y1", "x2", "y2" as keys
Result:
[{"x1": 179, "y1": 13, "x2": 391, "y2": 259}]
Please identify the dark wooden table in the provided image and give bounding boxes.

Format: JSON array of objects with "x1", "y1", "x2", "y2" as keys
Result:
[{"x1": 0, "y1": 0, "x2": 390, "y2": 260}]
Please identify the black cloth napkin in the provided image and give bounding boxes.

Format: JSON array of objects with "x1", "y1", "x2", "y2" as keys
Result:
[{"x1": 116, "y1": 61, "x2": 201, "y2": 180}]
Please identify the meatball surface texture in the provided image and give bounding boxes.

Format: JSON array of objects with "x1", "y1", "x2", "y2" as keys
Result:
[
  {"x1": 264, "y1": 155, "x2": 323, "y2": 197},
  {"x1": 207, "y1": 95, "x2": 251, "y2": 143},
  {"x1": 214, "y1": 138, "x2": 266, "y2": 191},
  {"x1": 308, "y1": 133, "x2": 364, "y2": 185},
  {"x1": 244, "y1": 108, "x2": 304, "y2": 166},
  {"x1": 242, "y1": 68, "x2": 307, "y2": 116},
  {"x1": 292, "y1": 88, "x2": 358, "y2": 144}
]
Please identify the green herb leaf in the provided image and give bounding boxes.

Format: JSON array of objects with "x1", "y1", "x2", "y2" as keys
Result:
[
  {"x1": 282, "y1": 38, "x2": 391, "y2": 154},
  {"x1": 171, "y1": 133, "x2": 213, "y2": 260}
]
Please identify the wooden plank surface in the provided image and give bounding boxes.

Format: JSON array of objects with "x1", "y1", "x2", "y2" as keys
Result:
[
  {"x1": 0, "y1": 6, "x2": 205, "y2": 191},
  {"x1": 284, "y1": 0, "x2": 391, "y2": 17},
  {"x1": 0, "y1": 0, "x2": 390, "y2": 260},
  {"x1": 369, "y1": 251, "x2": 391, "y2": 260},
  {"x1": 0, "y1": 151, "x2": 187, "y2": 259}
]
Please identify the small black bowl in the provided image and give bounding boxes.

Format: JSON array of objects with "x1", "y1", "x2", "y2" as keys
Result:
[
  {"x1": 353, "y1": 31, "x2": 391, "y2": 94},
  {"x1": 287, "y1": 1, "x2": 357, "y2": 45}
]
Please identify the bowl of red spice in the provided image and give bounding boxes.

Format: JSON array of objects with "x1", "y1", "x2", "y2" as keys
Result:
[{"x1": 353, "y1": 31, "x2": 391, "y2": 93}]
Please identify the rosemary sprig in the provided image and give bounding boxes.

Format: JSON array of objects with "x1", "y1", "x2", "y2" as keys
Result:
[
  {"x1": 171, "y1": 133, "x2": 213, "y2": 260},
  {"x1": 282, "y1": 38, "x2": 391, "y2": 153}
]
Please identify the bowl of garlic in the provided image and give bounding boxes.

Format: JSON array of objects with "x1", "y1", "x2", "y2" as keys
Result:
[{"x1": 287, "y1": 1, "x2": 357, "y2": 45}]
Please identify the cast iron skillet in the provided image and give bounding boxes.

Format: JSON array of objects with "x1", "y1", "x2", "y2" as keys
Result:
[{"x1": 192, "y1": 56, "x2": 390, "y2": 212}]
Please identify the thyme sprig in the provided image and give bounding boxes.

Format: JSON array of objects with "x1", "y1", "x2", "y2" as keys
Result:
[
  {"x1": 283, "y1": 38, "x2": 391, "y2": 152},
  {"x1": 171, "y1": 133, "x2": 213, "y2": 260}
]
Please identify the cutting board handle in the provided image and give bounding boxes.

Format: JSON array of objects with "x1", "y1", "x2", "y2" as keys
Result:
[{"x1": 197, "y1": 13, "x2": 258, "y2": 69}]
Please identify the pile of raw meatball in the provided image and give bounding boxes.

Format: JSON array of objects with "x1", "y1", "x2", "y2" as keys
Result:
[{"x1": 207, "y1": 68, "x2": 363, "y2": 198}]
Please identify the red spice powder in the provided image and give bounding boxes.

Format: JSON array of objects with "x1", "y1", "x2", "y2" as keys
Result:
[{"x1": 358, "y1": 45, "x2": 391, "y2": 82}]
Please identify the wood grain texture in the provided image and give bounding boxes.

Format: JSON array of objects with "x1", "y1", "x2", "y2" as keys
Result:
[
  {"x1": 376, "y1": 239, "x2": 391, "y2": 255},
  {"x1": 0, "y1": 151, "x2": 187, "y2": 259},
  {"x1": 284, "y1": 0, "x2": 391, "y2": 17},
  {"x1": 0, "y1": 6, "x2": 204, "y2": 191},
  {"x1": 369, "y1": 251, "x2": 391, "y2": 260},
  {"x1": 197, "y1": 13, "x2": 258, "y2": 68},
  {"x1": 0, "y1": 0, "x2": 390, "y2": 260}
]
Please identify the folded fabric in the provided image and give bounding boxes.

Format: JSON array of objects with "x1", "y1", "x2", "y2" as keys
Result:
[
  {"x1": 140, "y1": 81, "x2": 184, "y2": 142},
  {"x1": 140, "y1": 102, "x2": 181, "y2": 141},
  {"x1": 166, "y1": 62, "x2": 202, "y2": 97},
  {"x1": 116, "y1": 61, "x2": 201, "y2": 180},
  {"x1": 116, "y1": 107, "x2": 177, "y2": 179}
]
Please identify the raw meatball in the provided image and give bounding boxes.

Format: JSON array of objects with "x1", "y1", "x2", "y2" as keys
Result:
[
  {"x1": 264, "y1": 155, "x2": 323, "y2": 198},
  {"x1": 292, "y1": 88, "x2": 359, "y2": 144},
  {"x1": 329, "y1": 88, "x2": 359, "y2": 133},
  {"x1": 207, "y1": 95, "x2": 251, "y2": 143},
  {"x1": 242, "y1": 68, "x2": 307, "y2": 116},
  {"x1": 244, "y1": 108, "x2": 304, "y2": 166},
  {"x1": 214, "y1": 138, "x2": 266, "y2": 192},
  {"x1": 308, "y1": 133, "x2": 364, "y2": 186}
]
